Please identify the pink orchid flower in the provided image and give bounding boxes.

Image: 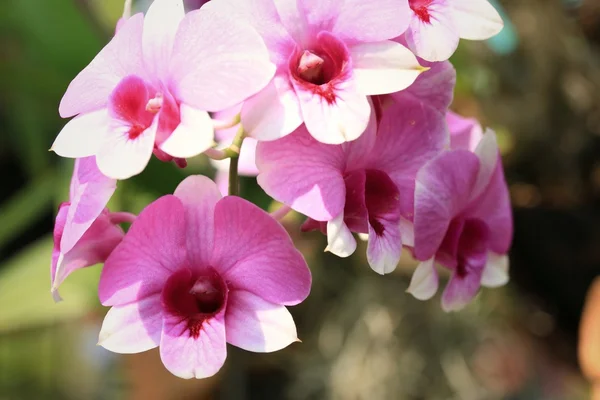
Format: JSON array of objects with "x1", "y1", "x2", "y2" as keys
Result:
[
  {"x1": 51, "y1": 157, "x2": 134, "y2": 301},
  {"x1": 447, "y1": 110, "x2": 484, "y2": 151},
  {"x1": 52, "y1": 0, "x2": 275, "y2": 180},
  {"x1": 405, "y1": 0, "x2": 504, "y2": 62},
  {"x1": 210, "y1": 105, "x2": 259, "y2": 195},
  {"x1": 211, "y1": 0, "x2": 424, "y2": 144},
  {"x1": 256, "y1": 65, "x2": 451, "y2": 272},
  {"x1": 407, "y1": 131, "x2": 513, "y2": 311},
  {"x1": 97, "y1": 176, "x2": 311, "y2": 379}
]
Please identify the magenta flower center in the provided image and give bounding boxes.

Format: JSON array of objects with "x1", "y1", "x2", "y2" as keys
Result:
[
  {"x1": 289, "y1": 32, "x2": 350, "y2": 104},
  {"x1": 409, "y1": 0, "x2": 433, "y2": 23},
  {"x1": 162, "y1": 268, "x2": 227, "y2": 339},
  {"x1": 108, "y1": 75, "x2": 181, "y2": 143},
  {"x1": 439, "y1": 218, "x2": 490, "y2": 277}
]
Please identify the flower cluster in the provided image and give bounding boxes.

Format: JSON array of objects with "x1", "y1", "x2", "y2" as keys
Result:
[{"x1": 50, "y1": 0, "x2": 511, "y2": 379}]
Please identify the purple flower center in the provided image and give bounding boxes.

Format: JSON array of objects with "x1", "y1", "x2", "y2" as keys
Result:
[
  {"x1": 344, "y1": 169, "x2": 400, "y2": 236},
  {"x1": 438, "y1": 218, "x2": 490, "y2": 277},
  {"x1": 289, "y1": 33, "x2": 350, "y2": 105},
  {"x1": 108, "y1": 75, "x2": 181, "y2": 144},
  {"x1": 162, "y1": 268, "x2": 228, "y2": 339},
  {"x1": 409, "y1": 0, "x2": 433, "y2": 23}
]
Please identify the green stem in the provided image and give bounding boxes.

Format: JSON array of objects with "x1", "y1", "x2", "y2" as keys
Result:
[{"x1": 227, "y1": 126, "x2": 245, "y2": 196}]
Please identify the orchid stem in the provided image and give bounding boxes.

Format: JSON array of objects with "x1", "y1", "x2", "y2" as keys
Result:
[
  {"x1": 123, "y1": 0, "x2": 133, "y2": 19},
  {"x1": 270, "y1": 204, "x2": 292, "y2": 221},
  {"x1": 228, "y1": 126, "x2": 245, "y2": 196}
]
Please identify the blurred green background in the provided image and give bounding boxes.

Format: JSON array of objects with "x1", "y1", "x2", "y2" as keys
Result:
[{"x1": 1, "y1": 0, "x2": 600, "y2": 399}]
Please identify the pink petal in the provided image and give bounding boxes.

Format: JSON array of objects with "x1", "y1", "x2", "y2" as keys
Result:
[
  {"x1": 173, "y1": 175, "x2": 222, "y2": 267},
  {"x1": 242, "y1": 76, "x2": 303, "y2": 141},
  {"x1": 325, "y1": 212, "x2": 357, "y2": 257},
  {"x1": 350, "y1": 40, "x2": 423, "y2": 96},
  {"x1": 142, "y1": 0, "x2": 184, "y2": 79},
  {"x1": 441, "y1": 268, "x2": 483, "y2": 312},
  {"x1": 294, "y1": 77, "x2": 371, "y2": 144},
  {"x1": 212, "y1": 196, "x2": 311, "y2": 306},
  {"x1": 207, "y1": 0, "x2": 295, "y2": 65},
  {"x1": 160, "y1": 310, "x2": 227, "y2": 379},
  {"x1": 391, "y1": 60, "x2": 456, "y2": 114},
  {"x1": 50, "y1": 204, "x2": 69, "y2": 297},
  {"x1": 467, "y1": 158, "x2": 512, "y2": 254},
  {"x1": 405, "y1": 1, "x2": 459, "y2": 62},
  {"x1": 406, "y1": 257, "x2": 439, "y2": 300},
  {"x1": 99, "y1": 195, "x2": 187, "y2": 306},
  {"x1": 95, "y1": 118, "x2": 157, "y2": 180},
  {"x1": 159, "y1": 105, "x2": 214, "y2": 158},
  {"x1": 169, "y1": 3, "x2": 276, "y2": 112},
  {"x1": 225, "y1": 290, "x2": 298, "y2": 352},
  {"x1": 61, "y1": 157, "x2": 117, "y2": 253},
  {"x1": 256, "y1": 125, "x2": 346, "y2": 221},
  {"x1": 331, "y1": 0, "x2": 411, "y2": 42},
  {"x1": 470, "y1": 129, "x2": 499, "y2": 202},
  {"x1": 368, "y1": 100, "x2": 447, "y2": 217},
  {"x1": 53, "y1": 212, "x2": 124, "y2": 295},
  {"x1": 59, "y1": 14, "x2": 145, "y2": 118},
  {"x1": 98, "y1": 295, "x2": 163, "y2": 353},
  {"x1": 447, "y1": 111, "x2": 483, "y2": 151},
  {"x1": 451, "y1": 0, "x2": 503, "y2": 40},
  {"x1": 413, "y1": 150, "x2": 480, "y2": 261},
  {"x1": 51, "y1": 109, "x2": 111, "y2": 158}
]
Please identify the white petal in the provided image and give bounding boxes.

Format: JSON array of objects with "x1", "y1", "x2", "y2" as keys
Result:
[
  {"x1": 325, "y1": 212, "x2": 357, "y2": 258},
  {"x1": 242, "y1": 77, "x2": 303, "y2": 141},
  {"x1": 470, "y1": 128, "x2": 499, "y2": 201},
  {"x1": 351, "y1": 40, "x2": 424, "y2": 95},
  {"x1": 405, "y1": 5, "x2": 459, "y2": 62},
  {"x1": 225, "y1": 290, "x2": 298, "y2": 353},
  {"x1": 142, "y1": 0, "x2": 185, "y2": 78},
  {"x1": 481, "y1": 252, "x2": 509, "y2": 288},
  {"x1": 452, "y1": 0, "x2": 504, "y2": 41},
  {"x1": 51, "y1": 109, "x2": 110, "y2": 158},
  {"x1": 96, "y1": 121, "x2": 157, "y2": 180},
  {"x1": 160, "y1": 105, "x2": 214, "y2": 158},
  {"x1": 400, "y1": 217, "x2": 415, "y2": 248},
  {"x1": 98, "y1": 296, "x2": 162, "y2": 354},
  {"x1": 406, "y1": 257, "x2": 439, "y2": 300}
]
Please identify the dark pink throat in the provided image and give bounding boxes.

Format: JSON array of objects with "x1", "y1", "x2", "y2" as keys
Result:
[
  {"x1": 108, "y1": 75, "x2": 181, "y2": 142},
  {"x1": 289, "y1": 32, "x2": 350, "y2": 105},
  {"x1": 409, "y1": 0, "x2": 433, "y2": 23},
  {"x1": 162, "y1": 268, "x2": 228, "y2": 339},
  {"x1": 439, "y1": 218, "x2": 490, "y2": 277}
]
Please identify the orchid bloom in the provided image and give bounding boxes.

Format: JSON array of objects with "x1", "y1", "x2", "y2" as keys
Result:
[
  {"x1": 405, "y1": 0, "x2": 504, "y2": 61},
  {"x1": 211, "y1": 0, "x2": 425, "y2": 144},
  {"x1": 407, "y1": 131, "x2": 513, "y2": 311},
  {"x1": 256, "y1": 63, "x2": 451, "y2": 272},
  {"x1": 447, "y1": 110, "x2": 484, "y2": 151},
  {"x1": 51, "y1": 157, "x2": 134, "y2": 301},
  {"x1": 98, "y1": 176, "x2": 311, "y2": 379},
  {"x1": 52, "y1": 0, "x2": 274, "y2": 180}
]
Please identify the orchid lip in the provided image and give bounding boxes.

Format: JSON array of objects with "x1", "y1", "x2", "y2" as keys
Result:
[{"x1": 162, "y1": 268, "x2": 228, "y2": 339}]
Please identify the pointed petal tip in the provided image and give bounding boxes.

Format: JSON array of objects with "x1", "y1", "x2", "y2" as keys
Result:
[{"x1": 51, "y1": 289, "x2": 63, "y2": 303}]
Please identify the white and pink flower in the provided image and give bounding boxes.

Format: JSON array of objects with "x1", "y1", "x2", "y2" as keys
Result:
[
  {"x1": 52, "y1": 0, "x2": 275, "y2": 180},
  {"x1": 51, "y1": 157, "x2": 134, "y2": 301},
  {"x1": 211, "y1": 0, "x2": 425, "y2": 144},
  {"x1": 97, "y1": 176, "x2": 311, "y2": 379},
  {"x1": 407, "y1": 130, "x2": 513, "y2": 311},
  {"x1": 404, "y1": 0, "x2": 504, "y2": 62}
]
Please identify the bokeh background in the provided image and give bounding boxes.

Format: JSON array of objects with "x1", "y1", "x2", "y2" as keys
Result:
[{"x1": 1, "y1": 0, "x2": 600, "y2": 399}]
